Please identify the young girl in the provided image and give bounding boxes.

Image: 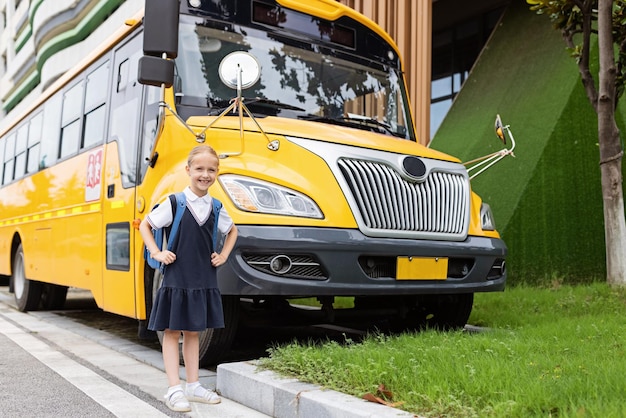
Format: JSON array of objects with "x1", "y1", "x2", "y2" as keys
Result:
[{"x1": 139, "y1": 145, "x2": 238, "y2": 412}]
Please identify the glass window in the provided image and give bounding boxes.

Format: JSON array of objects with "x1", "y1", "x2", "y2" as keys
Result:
[
  {"x1": 14, "y1": 152, "x2": 25, "y2": 179},
  {"x1": 175, "y1": 20, "x2": 413, "y2": 139},
  {"x1": 60, "y1": 81, "x2": 84, "y2": 159},
  {"x1": 13, "y1": 123, "x2": 29, "y2": 179},
  {"x1": 59, "y1": 120, "x2": 80, "y2": 159},
  {"x1": 3, "y1": 132, "x2": 15, "y2": 184},
  {"x1": 4, "y1": 132, "x2": 15, "y2": 162},
  {"x1": 26, "y1": 143, "x2": 41, "y2": 174},
  {"x1": 83, "y1": 105, "x2": 106, "y2": 149},
  {"x1": 3, "y1": 159, "x2": 13, "y2": 185},
  {"x1": 26, "y1": 112, "x2": 43, "y2": 174},
  {"x1": 85, "y1": 62, "x2": 109, "y2": 111},
  {"x1": 106, "y1": 223, "x2": 130, "y2": 270},
  {"x1": 16, "y1": 123, "x2": 28, "y2": 153},
  {"x1": 0, "y1": 138, "x2": 4, "y2": 184},
  {"x1": 62, "y1": 81, "x2": 84, "y2": 126},
  {"x1": 40, "y1": 93, "x2": 62, "y2": 169},
  {"x1": 28, "y1": 111, "x2": 43, "y2": 146},
  {"x1": 430, "y1": 8, "x2": 505, "y2": 138},
  {"x1": 117, "y1": 59, "x2": 129, "y2": 93}
]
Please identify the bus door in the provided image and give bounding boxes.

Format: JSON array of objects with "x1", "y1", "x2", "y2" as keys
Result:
[{"x1": 101, "y1": 32, "x2": 144, "y2": 317}]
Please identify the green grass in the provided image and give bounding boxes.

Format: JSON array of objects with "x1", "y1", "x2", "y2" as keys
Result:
[{"x1": 263, "y1": 284, "x2": 626, "y2": 417}]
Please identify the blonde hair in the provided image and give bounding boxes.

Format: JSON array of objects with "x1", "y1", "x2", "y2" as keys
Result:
[{"x1": 187, "y1": 145, "x2": 219, "y2": 166}]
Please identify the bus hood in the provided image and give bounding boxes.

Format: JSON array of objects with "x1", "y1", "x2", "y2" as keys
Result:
[{"x1": 186, "y1": 115, "x2": 460, "y2": 163}]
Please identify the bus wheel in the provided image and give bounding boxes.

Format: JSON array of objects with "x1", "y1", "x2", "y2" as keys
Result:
[
  {"x1": 41, "y1": 283, "x2": 68, "y2": 310},
  {"x1": 149, "y1": 267, "x2": 240, "y2": 367},
  {"x1": 404, "y1": 293, "x2": 474, "y2": 331},
  {"x1": 197, "y1": 296, "x2": 239, "y2": 367},
  {"x1": 12, "y1": 243, "x2": 43, "y2": 312}
]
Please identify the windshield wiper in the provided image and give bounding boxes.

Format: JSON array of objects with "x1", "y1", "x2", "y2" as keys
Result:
[
  {"x1": 300, "y1": 113, "x2": 399, "y2": 137},
  {"x1": 207, "y1": 97, "x2": 304, "y2": 115},
  {"x1": 244, "y1": 97, "x2": 305, "y2": 112}
]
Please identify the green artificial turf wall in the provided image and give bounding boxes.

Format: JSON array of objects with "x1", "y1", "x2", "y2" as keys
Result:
[{"x1": 431, "y1": 0, "x2": 626, "y2": 284}]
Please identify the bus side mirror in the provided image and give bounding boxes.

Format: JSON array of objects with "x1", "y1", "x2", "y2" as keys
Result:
[
  {"x1": 143, "y1": 0, "x2": 180, "y2": 59},
  {"x1": 138, "y1": 56, "x2": 174, "y2": 87},
  {"x1": 494, "y1": 114, "x2": 506, "y2": 144}
]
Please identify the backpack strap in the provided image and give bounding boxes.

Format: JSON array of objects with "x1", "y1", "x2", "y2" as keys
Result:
[
  {"x1": 167, "y1": 192, "x2": 186, "y2": 252},
  {"x1": 212, "y1": 198, "x2": 222, "y2": 251},
  {"x1": 159, "y1": 192, "x2": 185, "y2": 274}
]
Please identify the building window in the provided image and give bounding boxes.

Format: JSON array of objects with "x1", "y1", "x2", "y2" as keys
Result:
[{"x1": 430, "y1": 8, "x2": 505, "y2": 137}]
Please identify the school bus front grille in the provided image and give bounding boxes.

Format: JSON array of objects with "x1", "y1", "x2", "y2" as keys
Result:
[{"x1": 337, "y1": 158, "x2": 470, "y2": 238}]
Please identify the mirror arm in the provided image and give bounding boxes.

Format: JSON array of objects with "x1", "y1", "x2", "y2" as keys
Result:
[
  {"x1": 157, "y1": 100, "x2": 205, "y2": 142},
  {"x1": 465, "y1": 124, "x2": 516, "y2": 180},
  {"x1": 148, "y1": 54, "x2": 169, "y2": 168}
]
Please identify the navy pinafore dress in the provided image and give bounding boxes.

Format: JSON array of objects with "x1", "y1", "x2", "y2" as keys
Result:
[{"x1": 148, "y1": 198, "x2": 224, "y2": 331}]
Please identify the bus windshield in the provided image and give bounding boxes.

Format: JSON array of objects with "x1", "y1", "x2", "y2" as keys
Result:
[{"x1": 175, "y1": 17, "x2": 414, "y2": 139}]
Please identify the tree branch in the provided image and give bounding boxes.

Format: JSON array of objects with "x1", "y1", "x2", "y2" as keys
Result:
[{"x1": 577, "y1": 0, "x2": 599, "y2": 111}]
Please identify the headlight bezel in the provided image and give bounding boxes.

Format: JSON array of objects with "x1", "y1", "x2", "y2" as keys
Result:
[{"x1": 219, "y1": 174, "x2": 324, "y2": 219}]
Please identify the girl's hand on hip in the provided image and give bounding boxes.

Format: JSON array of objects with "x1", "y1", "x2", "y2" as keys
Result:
[
  {"x1": 153, "y1": 250, "x2": 176, "y2": 265},
  {"x1": 211, "y1": 252, "x2": 226, "y2": 267}
]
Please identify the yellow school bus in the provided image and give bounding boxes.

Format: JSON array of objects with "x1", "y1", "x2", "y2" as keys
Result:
[{"x1": 0, "y1": 0, "x2": 506, "y2": 364}]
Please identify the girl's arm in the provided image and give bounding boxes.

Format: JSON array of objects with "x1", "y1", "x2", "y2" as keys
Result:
[
  {"x1": 211, "y1": 225, "x2": 238, "y2": 267},
  {"x1": 139, "y1": 218, "x2": 177, "y2": 265},
  {"x1": 139, "y1": 219, "x2": 159, "y2": 255}
]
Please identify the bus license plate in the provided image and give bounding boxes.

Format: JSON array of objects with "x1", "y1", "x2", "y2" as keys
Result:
[{"x1": 396, "y1": 256, "x2": 448, "y2": 280}]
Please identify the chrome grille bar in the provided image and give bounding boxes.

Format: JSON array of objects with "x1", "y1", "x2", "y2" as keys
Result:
[{"x1": 338, "y1": 158, "x2": 469, "y2": 237}]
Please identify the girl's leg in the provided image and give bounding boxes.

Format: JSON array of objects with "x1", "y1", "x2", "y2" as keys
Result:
[
  {"x1": 182, "y1": 330, "x2": 221, "y2": 404},
  {"x1": 162, "y1": 329, "x2": 183, "y2": 387},
  {"x1": 181, "y1": 331, "x2": 200, "y2": 382}
]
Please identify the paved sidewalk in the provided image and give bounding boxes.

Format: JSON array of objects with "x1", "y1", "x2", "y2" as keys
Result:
[
  {"x1": 0, "y1": 289, "x2": 414, "y2": 417},
  {"x1": 0, "y1": 290, "x2": 267, "y2": 418}
]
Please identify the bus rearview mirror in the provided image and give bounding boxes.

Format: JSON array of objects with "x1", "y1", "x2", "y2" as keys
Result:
[
  {"x1": 138, "y1": 56, "x2": 174, "y2": 87},
  {"x1": 143, "y1": 0, "x2": 179, "y2": 59}
]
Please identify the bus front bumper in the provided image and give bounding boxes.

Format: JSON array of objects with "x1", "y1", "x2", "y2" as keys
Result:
[{"x1": 217, "y1": 225, "x2": 507, "y2": 296}]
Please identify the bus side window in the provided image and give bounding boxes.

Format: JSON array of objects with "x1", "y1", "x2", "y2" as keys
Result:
[
  {"x1": 14, "y1": 123, "x2": 28, "y2": 180},
  {"x1": 26, "y1": 111, "x2": 43, "y2": 174},
  {"x1": 110, "y1": 45, "x2": 142, "y2": 187},
  {"x1": 2, "y1": 132, "x2": 15, "y2": 185},
  {"x1": 40, "y1": 93, "x2": 62, "y2": 169},
  {"x1": 83, "y1": 61, "x2": 109, "y2": 150},
  {"x1": 59, "y1": 80, "x2": 84, "y2": 160},
  {"x1": 0, "y1": 138, "x2": 4, "y2": 184},
  {"x1": 139, "y1": 85, "x2": 160, "y2": 181}
]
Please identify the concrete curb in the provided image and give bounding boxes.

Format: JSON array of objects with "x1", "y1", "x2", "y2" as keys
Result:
[{"x1": 217, "y1": 361, "x2": 415, "y2": 418}]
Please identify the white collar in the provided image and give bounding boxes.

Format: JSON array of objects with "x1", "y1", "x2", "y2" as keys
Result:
[{"x1": 184, "y1": 186, "x2": 212, "y2": 204}]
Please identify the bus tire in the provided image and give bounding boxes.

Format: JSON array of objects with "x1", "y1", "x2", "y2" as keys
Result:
[
  {"x1": 197, "y1": 295, "x2": 239, "y2": 367},
  {"x1": 406, "y1": 293, "x2": 474, "y2": 330},
  {"x1": 12, "y1": 243, "x2": 43, "y2": 312},
  {"x1": 40, "y1": 283, "x2": 68, "y2": 310},
  {"x1": 148, "y1": 265, "x2": 240, "y2": 366}
]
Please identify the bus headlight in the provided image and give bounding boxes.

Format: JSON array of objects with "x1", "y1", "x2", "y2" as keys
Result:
[
  {"x1": 219, "y1": 174, "x2": 324, "y2": 219},
  {"x1": 480, "y1": 203, "x2": 496, "y2": 231}
]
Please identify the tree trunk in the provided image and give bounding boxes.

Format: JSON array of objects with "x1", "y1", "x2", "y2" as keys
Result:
[{"x1": 598, "y1": 0, "x2": 626, "y2": 285}]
